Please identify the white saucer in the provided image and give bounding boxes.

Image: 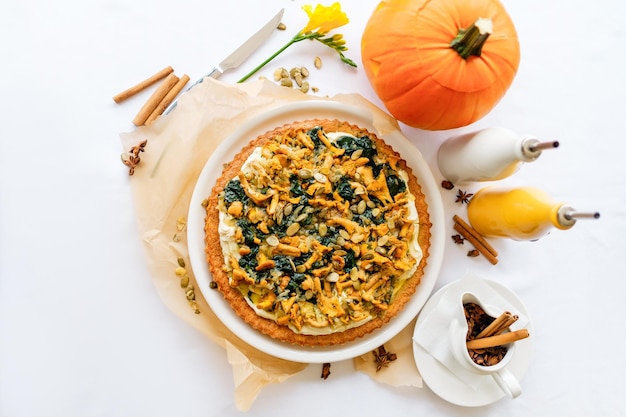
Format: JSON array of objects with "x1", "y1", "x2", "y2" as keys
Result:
[{"x1": 412, "y1": 277, "x2": 533, "y2": 407}]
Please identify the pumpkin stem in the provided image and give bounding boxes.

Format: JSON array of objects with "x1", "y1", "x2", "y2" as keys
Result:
[{"x1": 450, "y1": 18, "x2": 493, "y2": 60}]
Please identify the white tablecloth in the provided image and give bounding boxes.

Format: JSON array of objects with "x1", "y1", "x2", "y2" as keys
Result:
[{"x1": 1, "y1": 0, "x2": 625, "y2": 416}]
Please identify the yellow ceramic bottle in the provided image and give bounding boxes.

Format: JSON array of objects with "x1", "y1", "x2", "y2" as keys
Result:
[{"x1": 467, "y1": 186, "x2": 599, "y2": 241}]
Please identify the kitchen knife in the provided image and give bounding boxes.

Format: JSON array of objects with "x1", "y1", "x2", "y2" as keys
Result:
[{"x1": 165, "y1": 8, "x2": 284, "y2": 114}]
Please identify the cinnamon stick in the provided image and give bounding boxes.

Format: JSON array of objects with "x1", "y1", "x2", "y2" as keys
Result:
[
  {"x1": 467, "y1": 329, "x2": 530, "y2": 350},
  {"x1": 145, "y1": 74, "x2": 190, "y2": 125},
  {"x1": 494, "y1": 314, "x2": 519, "y2": 336},
  {"x1": 476, "y1": 311, "x2": 512, "y2": 338},
  {"x1": 132, "y1": 73, "x2": 179, "y2": 126},
  {"x1": 453, "y1": 222, "x2": 498, "y2": 265},
  {"x1": 453, "y1": 215, "x2": 498, "y2": 257},
  {"x1": 113, "y1": 66, "x2": 174, "y2": 103}
]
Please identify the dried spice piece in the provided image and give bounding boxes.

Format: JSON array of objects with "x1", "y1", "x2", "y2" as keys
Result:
[
  {"x1": 451, "y1": 234, "x2": 465, "y2": 245},
  {"x1": 277, "y1": 22, "x2": 287, "y2": 30},
  {"x1": 455, "y1": 189, "x2": 474, "y2": 204},
  {"x1": 120, "y1": 139, "x2": 147, "y2": 175},
  {"x1": 467, "y1": 249, "x2": 480, "y2": 257},
  {"x1": 321, "y1": 363, "x2": 331, "y2": 379},
  {"x1": 209, "y1": 281, "x2": 218, "y2": 290},
  {"x1": 372, "y1": 345, "x2": 397, "y2": 372},
  {"x1": 441, "y1": 180, "x2": 455, "y2": 190}
]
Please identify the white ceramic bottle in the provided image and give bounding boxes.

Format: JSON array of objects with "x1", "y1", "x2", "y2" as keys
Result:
[{"x1": 437, "y1": 127, "x2": 559, "y2": 185}]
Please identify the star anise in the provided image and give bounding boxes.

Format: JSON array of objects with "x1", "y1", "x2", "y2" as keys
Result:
[
  {"x1": 321, "y1": 363, "x2": 331, "y2": 380},
  {"x1": 373, "y1": 345, "x2": 397, "y2": 372},
  {"x1": 451, "y1": 234, "x2": 465, "y2": 245},
  {"x1": 455, "y1": 189, "x2": 474, "y2": 204},
  {"x1": 120, "y1": 139, "x2": 147, "y2": 176}
]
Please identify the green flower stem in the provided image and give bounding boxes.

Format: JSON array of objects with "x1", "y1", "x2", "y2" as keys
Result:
[{"x1": 237, "y1": 33, "x2": 313, "y2": 83}]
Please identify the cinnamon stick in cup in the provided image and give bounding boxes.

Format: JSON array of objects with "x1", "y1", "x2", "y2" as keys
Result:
[
  {"x1": 145, "y1": 74, "x2": 190, "y2": 125},
  {"x1": 132, "y1": 73, "x2": 179, "y2": 126},
  {"x1": 113, "y1": 66, "x2": 174, "y2": 103},
  {"x1": 467, "y1": 329, "x2": 530, "y2": 350},
  {"x1": 494, "y1": 314, "x2": 520, "y2": 336},
  {"x1": 476, "y1": 311, "x2": 512, "y2": 338}
]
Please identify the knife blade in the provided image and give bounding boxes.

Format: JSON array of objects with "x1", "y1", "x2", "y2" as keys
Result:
[{"x1": 165, "y1": 8, "x2": 284, "y2": 114}]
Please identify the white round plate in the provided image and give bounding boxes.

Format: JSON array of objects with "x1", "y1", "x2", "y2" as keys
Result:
[
  {"x1": 413, "y1": 277, "x2": 533, "y2": 406},
  {"x1": 187, "y1": 100, "x2": 445, "y2": 363}
]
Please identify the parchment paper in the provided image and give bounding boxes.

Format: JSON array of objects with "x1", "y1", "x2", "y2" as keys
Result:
[{"x1": 120, "y1": 78, "x2": 422, "y2": 411}]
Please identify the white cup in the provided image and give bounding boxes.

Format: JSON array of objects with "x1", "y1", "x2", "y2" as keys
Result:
[{"x1": 450, "y1": 293, "x2": 522, "y2": 398}]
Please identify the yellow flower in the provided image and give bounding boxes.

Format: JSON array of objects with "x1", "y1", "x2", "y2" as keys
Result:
[{"x1": 301, "y1": 2, "x2": 350, "y2": 35}]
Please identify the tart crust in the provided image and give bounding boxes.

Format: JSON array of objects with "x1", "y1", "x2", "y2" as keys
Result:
[{"x1": 204, "y1": 119, "x2": 431, "y2": 346}]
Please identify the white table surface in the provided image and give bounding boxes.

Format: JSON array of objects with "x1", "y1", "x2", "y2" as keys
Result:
[{"x1": 2, "y1": 0, "x2": 625, "y2": 416}]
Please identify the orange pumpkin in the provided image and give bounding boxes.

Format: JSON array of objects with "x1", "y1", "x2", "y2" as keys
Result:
[{"x1": 361, "y1": 0, "x2": 520, "y2": 130}]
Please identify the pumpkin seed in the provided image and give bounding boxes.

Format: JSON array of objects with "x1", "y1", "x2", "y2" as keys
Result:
[
  {"x1": 351, "y1": 149, "x2": 363, "y2": 160},
  {"x1": 314, "y1": 56, "x2": 322, "y2": 69},
  {"x1": 299, "y1": 168, "x2": 313, "y2": 179},
  {"x1": 318, "y1": 223, "x2": 328, "y2": 237},
  {"x1": 350, "y1": 268, "x2": 359, "y2": 281},
  {"x1": 266, "y1": 235, "x2": 280, "y2": 246},
  {"x1": 314, "y1": 172, "x2": 328, "y2": 183},
  {"x1": 301, "y1": 66, "x2": 309, "y2": 77},
  {"x1": 175, "y1": 267, "x2": 186, "y2": 277},
  {"x1": 294, "y1": 213, "x2": 308, "y2": 223},
  {"x1": 351, "y1": 233, "x2": 365, "y2": 243},
  {"x1": 177, "y1": 258, "x2": 185, "y2": 268},
  {"x1": 283, "y1": 203, "x2": 293, "y2": 216},
  {"x1": 361, "y1": 252, "x2": 375, "y2": 260},
  {"x1": 180, "y1": 275, "x2": 190, "y2": 288},
  {"x1": 280, "y1": 77, "x2": 293, "y2": 87},
  {"x1": 300, "y1": 81, "x2": 309, "y2": 94},
  {"x1": 189, "y1": 300, "x2": 200, "y2": 314},
  {"x1": 290, "y1": 67, "x2": 301, "y2": 78},
  {"x1": 357, "y1": 200, "x2": 367, "y2": 214},
  {"x1": 339, "y1": 229, "x2": 350, "y2": 240},
  {"x1": 176, "y1": 216, "x2": 186, "y2": 232},
  {"x1": 326, "y1": 272, "x2": 340, "y2": 283},
  {"x1": 286, "y1": 222, "x2": 301, "y2": 236}
]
